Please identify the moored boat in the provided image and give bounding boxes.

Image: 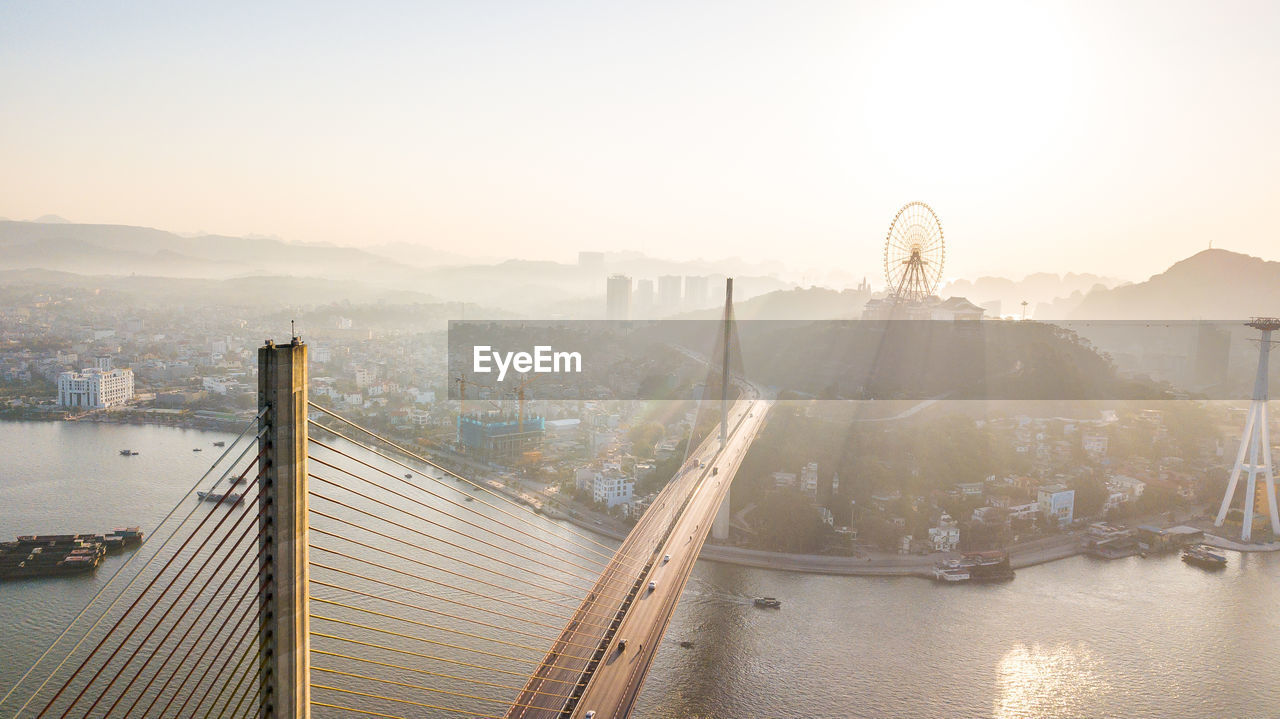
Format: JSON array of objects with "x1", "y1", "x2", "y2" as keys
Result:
[
  {"x1": 753, "y1": 597, "x2": 782, "y2": 608},
  {"x1": 195, "y1": 488, "x2": 243, "y2": 501},
  {"x1": 1182, "y1": 544, "x2": 1227, "y2": 569}
]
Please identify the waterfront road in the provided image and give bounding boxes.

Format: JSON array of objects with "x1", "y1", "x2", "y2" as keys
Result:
[{"x1": 505, "y1": 386, "x2": 771, "y2": 719}]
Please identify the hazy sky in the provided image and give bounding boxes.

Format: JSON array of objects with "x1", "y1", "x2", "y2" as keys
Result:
[{"x1": 2, "y1": 1, "x2": 1278, "y2": 282}]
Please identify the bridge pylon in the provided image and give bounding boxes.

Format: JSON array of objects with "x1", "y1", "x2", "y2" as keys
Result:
[
  {"x1": 258, "y1": 336, "x2": 311, "y2": 719},
  {"x1": 1215, "y1": 318, "x2": 1279, "y2": 542},
  {"x1": 713, "y1": 278, "x2": 733, "y2": 541}
]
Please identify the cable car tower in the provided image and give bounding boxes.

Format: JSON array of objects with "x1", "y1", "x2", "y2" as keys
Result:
[{"x1": 1215, "y1": 317, "x2": 1280, "y2": 542}]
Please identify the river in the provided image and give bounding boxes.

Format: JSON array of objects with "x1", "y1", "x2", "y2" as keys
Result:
[{"x1": 1, "y1": 421, "x2": 1277, "y2": 718}]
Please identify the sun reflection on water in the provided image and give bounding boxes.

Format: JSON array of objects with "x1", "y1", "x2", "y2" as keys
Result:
[{"x1": 994, "y1": 643, "x2": 1108, "y2": 719}]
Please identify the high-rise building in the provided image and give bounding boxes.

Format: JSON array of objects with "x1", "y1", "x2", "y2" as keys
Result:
[
  {"x1": 657, "y1": 275, "x2": 683, "y2": 309},
  {"x1": 683, "y1": 275, "x2": 709, "y2": 309},
  {"x1": 634, "y1": 279, "x2": 654, "y2": 318},
  {"x1": 606, "y1": 274, "x2": 632, "y2": 321},
  {"x1": 57, "y1": 367, "x2": 135, "y2": 409}
]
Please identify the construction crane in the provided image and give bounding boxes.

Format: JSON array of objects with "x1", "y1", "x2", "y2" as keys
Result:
[
  {"x1": 455, "y1": 374, "x2": 482, "y2": 417},
  {"x1": 509, "y1": 374, "x2": 537, "y2": 432}
]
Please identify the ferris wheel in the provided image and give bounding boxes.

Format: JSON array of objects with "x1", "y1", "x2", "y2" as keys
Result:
[{"x1": 883, "y1": 202, "x2": 945, "y2": 301}]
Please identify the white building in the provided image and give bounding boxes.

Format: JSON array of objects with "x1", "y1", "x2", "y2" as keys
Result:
[
  {"x1": 1082, "y1": 432, "x2": 1109, "y2": 456},
  {"x1": 817, "y1": 506, "x2": 834, "y2": 526},
  {"x1": 58, "y1": 367, "x2": 135, "y2": 409},
  {"x1": 772, "y1": 471, "x2": 797, "y2": 490},
  {"x1": 1108, "y1": 475, "x2": 1146, "y2": 500},
  {"x1": 202, "y1": 376, "x2": 248, "y2": 395},
  {"x1": 800, "y1": 462, "x2": 819, "y2": 496},
  {"x1": 1037, "y1": 484, "x2": 1075, "y2": 527},
  {"x1": 929, "y1": 514, "x2": 961, "y2": 552},
  {"x1": 354, "y1": 367, "x2": 375, "y2": 389}
]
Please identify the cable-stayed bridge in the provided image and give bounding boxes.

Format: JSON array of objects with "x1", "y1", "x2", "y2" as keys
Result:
[{"x1": 0, "y1": 283, "x2": 766, "y2": 719}]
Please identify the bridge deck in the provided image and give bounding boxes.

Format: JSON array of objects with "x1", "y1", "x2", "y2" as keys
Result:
[{"x1": 506, "y1": 391, "x2": 770, "y2": 719}]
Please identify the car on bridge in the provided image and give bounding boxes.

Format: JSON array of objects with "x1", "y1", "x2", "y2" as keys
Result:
[
  {"x1": 649, "y1": 580, "x2": 657, "y2": 591},
  {"x1": 663, "y1": 553, "x2": 671, "y2": 563}
]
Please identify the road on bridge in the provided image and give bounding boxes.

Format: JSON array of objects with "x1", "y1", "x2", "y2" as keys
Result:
[{"x1": 505, "y1": 384, "x2": 771, "y2": 719}]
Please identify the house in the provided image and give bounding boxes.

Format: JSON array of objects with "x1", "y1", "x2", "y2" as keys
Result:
[
  {"x1": 928, "y1": 513, "x2": 960, "y2": 552},
  {"x1": 1082, "y1": 432, "x2": 1109, "y2": 457},
  {"x1": 1037, "y1": 484, "x2": 1075, "y2": 527},
  {"x1": 1109, "y1": 475, "x2": 1146, "y2": 500},
  {"x1": 800, "y1": 462, "x2": 819, "y2": 496}
]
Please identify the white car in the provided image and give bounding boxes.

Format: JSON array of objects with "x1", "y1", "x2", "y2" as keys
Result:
[
  {"x1": 649, "y1": 580, "x2": 657, "y2": 591},
  {"x1": 585, "y1": 712, "x2": 596, "y2": 719},
  {"x1": 663, "y1": 554, "x2": 671, "y2": 563}
]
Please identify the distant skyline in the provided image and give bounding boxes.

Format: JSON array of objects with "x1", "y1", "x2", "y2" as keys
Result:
[{"x1": 3, "y1": 1, "x2": 1279, "y2": 282}]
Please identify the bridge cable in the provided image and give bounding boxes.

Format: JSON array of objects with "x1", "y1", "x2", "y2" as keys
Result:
[
  {"x1": 306, "y1": 406, "x2": 631, "y2": 562},
  {"x1": 1, "y1": 418, "x2": 265, "y2": 717},
  {"x1": 306, "y1": 447, "x2": 623, "y2": 576},
  {"x1": 37, "y1": 458, "x2": 262, "y2": 718},
  {"x1": 306, "y1": 430, "x2": 634, "y2": 570}
]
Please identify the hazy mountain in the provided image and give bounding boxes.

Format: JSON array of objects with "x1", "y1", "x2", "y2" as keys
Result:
[
  {"x1": 942, "y1": 272, "x2": 1124, "y2": 318},
  {"x1": 674, "y1": 286, "x2": 872, "y2": 321},
  {"x1": 366, "y1": 241, "x2": 499, "y2": 268},
  {"x1": 0, "y1": 220, "x2": 418, "y2": 281},
  {"x1": 0, "y1": 268, "x2": 441, "y2": 309},
  {"x1": 32, "y1": 214, "x2": 71, "y2": 224},
  {"x1": 1068, "y1": 249, "x2": 1280, "y2": 320}
]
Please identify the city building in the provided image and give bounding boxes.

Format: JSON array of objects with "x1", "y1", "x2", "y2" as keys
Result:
[
  {"x1": 1037, "y1": 484, "x2": 1075, "y2": 527},
  {"x1": 683, "y1": 275, "x2": 709, "y2": 309},
  {"x1": 592, "y1": 471, "x2": 634, "y2": 508},
  {"x1": 862, "y1": 295, "x2": 986, "y2": 322},
  {"x1": 57, "y1": 367, "x2": 135, "y2": 409},
  {"x1": 928, "y1": 513, "x2": 960, "y2": 552},
  {"x1": 458, "y1": 411, "x2": 546, "y2": 462},
  {"x1": 657, "y1": 275, "x2": 682, "y2": 309},
  {"x1": 606, "y1": 274, "x2": 632, "y2": 321},
  {"x1": 633, "y1": 279, "x2": 654, "y2": 318},
  {"x1": 800, "y1": 462, "x2": 819, "y2": 496},
  {"x1": 1082, "y1": 432, "x2": 1109, "y2": 457}
]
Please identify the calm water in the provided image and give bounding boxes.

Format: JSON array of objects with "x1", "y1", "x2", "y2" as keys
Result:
[{"x1": 2, "y1": 421, "x2": 1279, "y2": 718}]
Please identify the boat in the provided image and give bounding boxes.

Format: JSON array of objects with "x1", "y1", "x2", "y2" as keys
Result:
[
  {"x1": 196, "y1": 491, "x2": 243, "y2": 504},
  {"x1": 212, "y1": 441, "x2": 226, "y2": 447},
  {"x1": 192, "y1": 448, "x2": 203, "y2": 452},
  {"x1": 119, "y1": 449, "x2": 139, "y2": 456},
  {"x1": 405, "y1": 473, "x2": 413, "y2": 479},
  {"x1": 932, "y1": 550, "x2": 1015, "y2": 584},
  {"x1": 1182, "y1": 544, "x2": 1227, "y2": 569},
  {"x1": 465, "y1": 496, "x2": 475, "y2": 502},
  {"x1": 753, "y1": 597, "x2": 782, "y2": 608},
  {"x1": 1, "y1": 535, "x2": 107, "y2": 579}
]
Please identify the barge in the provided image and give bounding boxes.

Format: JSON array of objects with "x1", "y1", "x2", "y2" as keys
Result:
[{"x1": 1, "y1": 528, "x2": 143, "y2": 580}]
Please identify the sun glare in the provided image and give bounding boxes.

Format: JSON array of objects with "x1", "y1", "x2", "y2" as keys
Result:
[{"x1": 859, "y1": 2, "x2": 1081, "y2": 184}]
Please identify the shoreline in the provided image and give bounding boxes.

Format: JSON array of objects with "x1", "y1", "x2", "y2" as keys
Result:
[{"x1": 550, "y1": 506, "x2": 1278, "y2": 579}]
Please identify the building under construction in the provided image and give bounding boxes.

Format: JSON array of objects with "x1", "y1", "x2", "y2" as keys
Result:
[{"x1": 457, "y1": 411, "x2": 545, "y2": 463}]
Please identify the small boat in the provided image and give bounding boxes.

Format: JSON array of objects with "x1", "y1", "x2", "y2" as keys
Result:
[
  {"x1": 196, "y1": 491, "x2": 243, "y2": 504},
  {"x1": 119, "y1": 449, "x2": 138, "y2": 456},
  {"x1": 678, "y1": 640, "x2": 694, "y2": 648},
  {"x1": 405, "y1": 473, "x2": 413, "y2": 479},
  {"x1": 192, "y1": 448, "x2": 202, "y2": 452},
  {"x1": 212, "y1": 441, "x2": 226, "y2": 447},
  {"x1": 465, "y1": 496, "x2": 475, "y2": 502},
  {"x1": 1182, "y1": 544, "x2": 1227, "y2": 569},
  {"x1": 753, "y1": 597, "x2": 782, "y2": 608}
]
